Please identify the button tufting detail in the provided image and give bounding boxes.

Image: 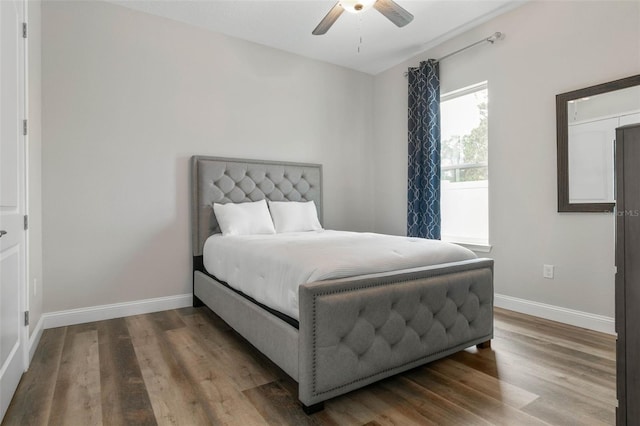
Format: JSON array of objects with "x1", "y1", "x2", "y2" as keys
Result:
[{"x1": 311, "y1": 270, "x2": 492, "y2": 395}]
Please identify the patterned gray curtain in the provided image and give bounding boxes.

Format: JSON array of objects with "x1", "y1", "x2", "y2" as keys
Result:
[{"x1": 407, "y1": 59, "x2": 440, "y2": 239}]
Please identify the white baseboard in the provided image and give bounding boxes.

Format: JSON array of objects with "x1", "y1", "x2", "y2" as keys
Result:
[
  {"x1": 42, "y1": 294, "x2": 193, "y2": 330},
  {"x1": 495, "y1": 293, "x2": 615, "y2": 335},
  {"x1": 28, "y1": 316, "x2": 45, "y2": 364},
  {"x1": 35, "y1": 292, "x2": 615, "y2": 340}
]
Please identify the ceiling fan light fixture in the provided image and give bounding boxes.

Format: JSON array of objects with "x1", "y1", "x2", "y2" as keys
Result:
[
  {"x1": 313, "y1": 0, "x2": 412, "y2": 35},
  {"x1": 339, "y1": 0, "x2": 377, "y2": 14}
]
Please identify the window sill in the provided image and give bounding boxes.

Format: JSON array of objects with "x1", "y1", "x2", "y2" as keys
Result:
[{"x1": 447, "y1": 241, "x2": 492, "y2": 253}]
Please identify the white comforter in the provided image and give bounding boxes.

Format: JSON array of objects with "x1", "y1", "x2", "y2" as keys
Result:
[{"x1": 203, "y1": 230, "x2": 477, "y2": 320}]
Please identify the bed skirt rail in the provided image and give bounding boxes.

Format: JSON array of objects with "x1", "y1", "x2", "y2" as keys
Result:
[
  {"x1": 297, "y1": 258, "x2": 494, "y2": 406},
  {"x1": 194, "y1": 271, "x2": 300, "y2": 379}
]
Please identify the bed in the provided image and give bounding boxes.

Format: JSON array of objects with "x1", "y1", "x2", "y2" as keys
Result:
[{"x1": 191, "y1": 155, "x2": 494, "y2": 413}]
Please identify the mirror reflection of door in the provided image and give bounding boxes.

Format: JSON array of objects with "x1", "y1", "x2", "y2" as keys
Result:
[{"x1": 568, "y1": 86, "x2": 640, "y2": 203}]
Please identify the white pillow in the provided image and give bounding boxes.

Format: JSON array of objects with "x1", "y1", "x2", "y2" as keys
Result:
[
  {"x1": 268, "y1": 201, "x2": 323, "y2": 233},
  {"x1": 213, "y1": 200, "x2": 275, "y2": 236}
]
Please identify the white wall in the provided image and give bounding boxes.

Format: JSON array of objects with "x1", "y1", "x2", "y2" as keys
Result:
[
  {"x1": 568, "y1": 85, "x2": 640, "y2": 124},
  {"x1": 41, "y1": 0, "x2": 639, "y2": 324},
  {"x1": 42, "y1": 1, "x2": 374, "y2": 312},
  {"x1": 372, "y1": 0, "x2": 640, "y2": 318},
  {"x1": 28, "y1": 0, "x2": 43, "y2": 335}
]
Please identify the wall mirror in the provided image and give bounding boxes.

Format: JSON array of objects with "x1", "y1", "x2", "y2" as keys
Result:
[{"x1": 557, "y1": 74, "x2": 640, "y2": 212}]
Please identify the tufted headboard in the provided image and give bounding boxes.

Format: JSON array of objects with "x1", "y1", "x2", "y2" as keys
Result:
[{"x1": 191, "y1": 156, "x2": 323, "y2": 256}]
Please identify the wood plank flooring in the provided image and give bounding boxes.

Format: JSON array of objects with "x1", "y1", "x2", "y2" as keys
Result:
[{"x1": 2, "y1": 307, "x2": 615, "y2": 426}]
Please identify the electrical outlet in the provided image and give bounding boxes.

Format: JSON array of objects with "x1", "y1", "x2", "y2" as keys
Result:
[{"x1": 543, "y1": 264, "x2": 554, "y2": 279}]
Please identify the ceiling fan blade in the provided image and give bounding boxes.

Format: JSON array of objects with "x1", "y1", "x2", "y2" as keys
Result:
[
  {"x1": 312, "y1": 2, "x2": 344, "y2": 35},
  {"x1": 374, "y1": 0, "x2": 414, "y2": 28}
]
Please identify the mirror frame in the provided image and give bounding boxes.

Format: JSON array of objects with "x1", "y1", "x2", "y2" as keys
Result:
[{"x1": 557, "y1": 74, "x2": 640, "y2": 212}]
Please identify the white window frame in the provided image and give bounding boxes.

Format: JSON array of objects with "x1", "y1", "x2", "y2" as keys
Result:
[{"x1": 440, "y1": 82, "x2": 491, "y2": 253}]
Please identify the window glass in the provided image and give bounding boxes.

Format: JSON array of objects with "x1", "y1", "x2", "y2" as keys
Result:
[{"x1": 440, "y1": 82, "x2": 489, "y2": 245}]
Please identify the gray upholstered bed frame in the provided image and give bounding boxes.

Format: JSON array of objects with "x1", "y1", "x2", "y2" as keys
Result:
[{"x1": 191, "y1": 155, "x2": 494, "y2": 413}]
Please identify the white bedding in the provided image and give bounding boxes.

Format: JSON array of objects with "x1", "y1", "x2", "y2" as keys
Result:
[{"x1": 202, "y1": 230, "x2": 477, "y2": 320}]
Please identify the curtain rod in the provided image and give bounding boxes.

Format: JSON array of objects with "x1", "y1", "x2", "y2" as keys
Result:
[{"x1": 405, "y1": 32, "x2": 504, "y2": 76}]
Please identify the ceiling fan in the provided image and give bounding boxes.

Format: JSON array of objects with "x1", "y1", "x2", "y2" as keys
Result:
[{"x1": 312, "y1": 0, "x2": 414, "y2": 35}]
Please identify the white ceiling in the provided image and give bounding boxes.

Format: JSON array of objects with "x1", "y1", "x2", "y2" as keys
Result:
[{"x1": 109, "y1": 0, "x2": 522, "y2": 75}]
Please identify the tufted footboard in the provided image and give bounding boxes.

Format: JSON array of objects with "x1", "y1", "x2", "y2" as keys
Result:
[{"x1": 297, "y1": 258, "x2": 494, "y2": 407}]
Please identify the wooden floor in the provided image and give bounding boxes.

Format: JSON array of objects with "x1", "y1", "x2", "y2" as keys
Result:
[{"x1": 3, "y1": 307, "x2": 615, "y2": 426}]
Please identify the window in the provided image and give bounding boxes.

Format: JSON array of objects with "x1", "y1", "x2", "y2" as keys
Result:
[{"x1": 440, "y1": 82, "x2": 489, "y2": 247}]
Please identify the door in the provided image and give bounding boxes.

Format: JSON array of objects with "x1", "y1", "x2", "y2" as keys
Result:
[
  {"x1": 615, "y1": 124, "x2": 640, "y2": 425},
  {"x1": 0, "y1": 0, "x2": 26, "y2": 421}
]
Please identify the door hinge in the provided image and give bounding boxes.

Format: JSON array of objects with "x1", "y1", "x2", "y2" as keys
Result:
[
  {"x1": 24, "y1": 215, "x2": 28, "y2": 230},
  {"x1": 22, "y1": 22, "x2": 27, "y2": 38},
  {"x1": 24, "y1": 311, "x2": 29, "y2": 326},
  {"x1": 23, "y1": 119, "x2": 27, "y2": 136}
]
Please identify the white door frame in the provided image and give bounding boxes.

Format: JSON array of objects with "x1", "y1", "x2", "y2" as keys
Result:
[{"x1": 21, "y1": 0, "x2": 30, "y2": 370}]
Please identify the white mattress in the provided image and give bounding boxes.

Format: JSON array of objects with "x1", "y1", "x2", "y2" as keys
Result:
[{"x1": 202, "y1": 230, "x2": 477, "y2": 320}]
